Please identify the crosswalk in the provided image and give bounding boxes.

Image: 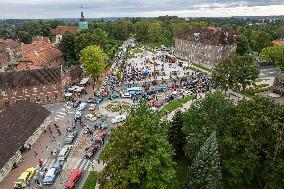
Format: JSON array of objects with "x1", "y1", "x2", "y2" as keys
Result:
[{"x1": 54, "y1": 106, "x2": 74, "y2": 121}]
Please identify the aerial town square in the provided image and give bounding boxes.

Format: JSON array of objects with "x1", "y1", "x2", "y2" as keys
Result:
[{"x1": 0, "y1": 1, "x2": 284, "y2": 189}]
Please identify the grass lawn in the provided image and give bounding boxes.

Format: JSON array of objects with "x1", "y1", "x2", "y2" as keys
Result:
[
  {"x1": 132, "y1": 48, "x2": 144, "y2": 54},
  {"x1": 82, "y1": 171, "x2": 98, "y2": 189},
  {"x1": 174, "y1": 154, "x2": 189, "y2": 189},
  {"x1": 191, "y1": 63, "x2": 212, "y2": 72},
  {"x1": 160, "y1": 96, "x2": 192, "y2": 117}
]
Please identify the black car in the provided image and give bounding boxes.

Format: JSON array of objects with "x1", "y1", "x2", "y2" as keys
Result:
[
  {"x1": 147, "y1": 89, "x2": 156, "y2": 95},
  {"x1": 165, "y1": 95, "x2": 175, "y2": 102}
]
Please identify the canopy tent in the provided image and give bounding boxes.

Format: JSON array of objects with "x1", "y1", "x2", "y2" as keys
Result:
[{"x1": 79, "y1": 78, "x2": 90, "y2": 85}]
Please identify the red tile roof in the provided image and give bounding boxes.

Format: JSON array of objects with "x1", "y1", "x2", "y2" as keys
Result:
[
  {"x1": 0, "y1": 39, "x2": 20, "y2": 49},
  {"x1": 17, "y1": 40, "x2": 64, "y2": 71},
  {"x1": 0, "y1": 51, "x2": 10, "y2": 67},
  {"x1": 51, "y1": 26, "x2": 78, "y2": 36}
]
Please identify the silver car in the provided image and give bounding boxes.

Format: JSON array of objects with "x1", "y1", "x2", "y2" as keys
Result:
[{"x1": 65, "y1": 131, "x2": 77, "y2": 144}]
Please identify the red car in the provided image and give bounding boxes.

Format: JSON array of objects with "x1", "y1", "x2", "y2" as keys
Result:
[
  {"x1": 64, "y1": 168, "x2": 82, "y2": 189},
  {"x1": 102, "y1": 91, "x2": 109, "y2": 97},
  {"x1": 95, "y1": 131, "x2": 107, "y2": 144}
]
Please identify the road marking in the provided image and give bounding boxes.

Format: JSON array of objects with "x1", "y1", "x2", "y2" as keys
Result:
[
  {"x1": 79, "y1": 159, "x2": 87, "y2": 170},
  {"x1": 58, "y1": 112, "x2": 66, "y2": 115},
  {"x1": 75, "y1": 158, "x2": 83, "y2": 169},
  {"x1": 61, "y1": 108, "x2": 66, "y2": 111},
  {"x1": 83, "y1": 160, "x2": 90, "y2": 171},
  {"x1": 56, "y1": 114, "x2": 65, "y2": 118}
]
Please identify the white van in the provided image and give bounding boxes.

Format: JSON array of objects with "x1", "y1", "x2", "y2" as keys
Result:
[
  {"x1": 127, "y1": 87, "x2": 144, "y2": 95},
  {"x1": 58, "y1": 145, "x2": 72, "y2": 163}
]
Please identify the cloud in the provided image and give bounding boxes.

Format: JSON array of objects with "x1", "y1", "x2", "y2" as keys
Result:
[{"x1": 0, "y1": 0, "x2": 284, "y2": 18}]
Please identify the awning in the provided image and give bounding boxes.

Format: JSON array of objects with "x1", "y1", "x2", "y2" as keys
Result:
[{"x1": 79, "y1": 78, "x2": 90, "y2": 85}]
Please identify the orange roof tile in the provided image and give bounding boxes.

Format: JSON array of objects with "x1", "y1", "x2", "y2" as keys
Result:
[{"x1": 51, "y1": 26, "x2": 78, "y2": 35}]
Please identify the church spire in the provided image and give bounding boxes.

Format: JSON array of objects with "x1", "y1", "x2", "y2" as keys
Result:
[{"x1": 80, "y1": 5, "x2": 85, "y2": 22}]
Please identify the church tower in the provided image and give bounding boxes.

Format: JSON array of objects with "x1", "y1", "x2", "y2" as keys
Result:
[{"x1": 78, "y1": 5, "x2": 89, "y2": 30}]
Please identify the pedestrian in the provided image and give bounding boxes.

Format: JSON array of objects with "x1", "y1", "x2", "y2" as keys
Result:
[{"x1": 34, "y1": 150, "x2": 38, "y2": 156}]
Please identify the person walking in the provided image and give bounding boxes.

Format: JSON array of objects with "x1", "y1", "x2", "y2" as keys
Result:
[{"x1": 34, "y1": 150, "x2": 38, "y2": 156}]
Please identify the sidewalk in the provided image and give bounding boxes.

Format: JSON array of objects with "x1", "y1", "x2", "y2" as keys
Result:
[{"x1": 0, "y1": 120, "x2": 67, "y2": 189}]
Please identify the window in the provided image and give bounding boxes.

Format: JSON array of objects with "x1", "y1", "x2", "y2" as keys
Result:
[{"x1": 35, "y1": 96, "x2": 41, "y2": 104}]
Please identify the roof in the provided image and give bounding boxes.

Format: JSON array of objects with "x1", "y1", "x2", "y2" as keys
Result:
[
  {"x1": 0, "y1": 39, "x2": 21, "y2": 49},
  {"x1": 0, "y1": 102, "x2": 50, "y2": 169},
  {"x1": 272, "y1": 39, "x2": 284, "y2": 46},
  {"x1": 0, "y1": 67, "x2": 62, "y2": 89},
  {"x1": 176, "y1": 27, "x2": 236, "y2": 45},
  {"x1": 0, "y1": 51, "x2": 10, "y2": 66},
  {"x1": 51, "y1": 26, "x2": 78, "y2": 36},
  {"x1": 18, "y1": 40, "x2": 64, "y2": 71}
]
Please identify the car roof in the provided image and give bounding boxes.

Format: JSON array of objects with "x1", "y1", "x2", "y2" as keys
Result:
[
  {"x1": 45, "y1": 168, "x2": 56, "y2": 177},
  {"x1": 69, "y1": 169, "x2": 81, "y2": 180}
]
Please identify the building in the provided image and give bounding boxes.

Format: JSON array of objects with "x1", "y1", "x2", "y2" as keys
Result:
[
  {"x1": 272, "y1": 75, "x2": 284, "y2": 96},
  {"x1": 16, "y1": 38, "x2": 65, "y2": 71},
  {"x1": 51, "y1": 26, "x2": 78, "y2": 44},
  {"x1": 0, "y1": 101, "x2": 51, "y2": 183},
  {"x1": 0, "y1": 65, "x2": 82, "y2": 110},
  {"x1": 0, "y1": 39, "x2": 21, "y2": 72},
  {"x1": 174, "y1": 27, "x2": 237, "y2": 69},
  {"x1": 272, "y1": 39, "x2": 284, "y2": 46},
  {"x1": 78, "y1": 7, "x2": 89, "y2": 30}
]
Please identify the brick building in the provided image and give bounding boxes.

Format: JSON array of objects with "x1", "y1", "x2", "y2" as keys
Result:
[
  {"x1": 272, "y1": 74, "x2": 284, "y2": 96},
  {"x1": 16, "y1": 38, "x2": 65, "y2": 71},
  {"x1": 0, "y1": 65, "x2": 82, "y2": 110},
  {"x1": 51, "y1": 26, "x2": 78, "y2": 44},
  {"x1": 174, "y1": 27, "x2": 237, "y2": 69}
]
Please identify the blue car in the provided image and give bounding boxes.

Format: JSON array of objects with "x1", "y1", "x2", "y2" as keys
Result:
[
  {"x1": 156, "y1": 86, "x2": 167, "y2": 93},
  {"x1": 42, "y1": 161, "x2": 62, "y2": 185}
]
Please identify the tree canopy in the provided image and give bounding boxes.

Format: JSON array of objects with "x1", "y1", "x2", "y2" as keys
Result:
[
  {"x1": 261, "y1": 45, "x2": 284, "y2": 69},
  {"x1": 98, "y1": 104, "x2": 176, "y2": 189},
  {"x1": 80, "y1": 45, "x2": 106, "y2": 80},
  {"x1": 212, "y1": 54, "x2": 259, "y2": 91}
]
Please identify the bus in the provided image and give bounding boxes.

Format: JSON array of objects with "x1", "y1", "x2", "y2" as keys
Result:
[{"x1": 127, "y1": 87, "x2": 144, "y2": 95}]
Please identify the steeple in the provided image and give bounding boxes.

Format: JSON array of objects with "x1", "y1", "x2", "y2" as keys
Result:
[{"x1": 80, "y1": 5, "x2": 85, "y2": 22}]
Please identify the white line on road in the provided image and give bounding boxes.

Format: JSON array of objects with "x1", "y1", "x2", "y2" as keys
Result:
[
  {"x1": 83, "y1": 160, "x2": 90, "y2": 171},
  {"x1": 75, "y1": 158, "x2": 83, "y2": 169},
  {"x1": 79, "y1": 159, "x2": 87, "y2": 170}
]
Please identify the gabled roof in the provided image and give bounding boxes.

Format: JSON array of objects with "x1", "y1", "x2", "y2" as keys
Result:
[
  {"x1": 0, "y1": 39, "x2": 21, "y2": 49},
  {"x1": 0, "y1": 67, "x2": 62, "y2": 89},
  {"x1": 0, "y1": 102, "x2": 50, "y2": 169},
  {"x1": 176, "y1": 27, "x2": 236, "y2": 45},
  {"x1": 51, "y1": 26, "x2": 78, "y2": 36}
]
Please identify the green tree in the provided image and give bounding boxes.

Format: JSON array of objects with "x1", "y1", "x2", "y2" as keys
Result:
[
  {"x1": 148, "y1": 21, "x2": 163, "y2": 44},
  {"x1": 59, "y1": 32, "x2": 76, "y2": 63},
  {"x1": 18, "y1": 31, "x2": 32, "y2": 44},
  {"x1": 236, "y1": 34, "x2": 250, "y2": 55},
  {"x1": 98, "y1": 103, "x2": 176, "y2": 189},
  {"x1": 261, "y1": 45, "x2": 284, "y2": 69},
  {"x1": 223, "y1": 97, "x2": 284, "y2": 188},
  {"x1": 212, "y1": 54, "x2": 259, "y2": 91},
  {"x1": 80, "y1": 45, "x2": 106, "y2": 81},
  {"x1": 112, "y1": 19, "x2": 133, "y2": 40},
  {"x1": 182, "y1": 91, "x2": 234, "y2": 159},
  {"x1": 252, "y1": 31, "x2": 272, "y2": 53},
  {"x1": 168, "y1": 110, "x2": 186, "y2": 156},
  {"x1": 185, "y1": 131, "x2": 223, "y2": 189}
]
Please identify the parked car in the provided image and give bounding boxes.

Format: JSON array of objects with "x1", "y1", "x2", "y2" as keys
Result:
[
  {"x1": 84, "y1": 144, "x2": 100, "y2": 159},
  {"x1": 156, "y1": 86, "x2": 167, "y2": 93},
  {"x1": 86, "y1": 97, "x2": 94, "y2": 103},
  {"x1": 109, "y1": 92, "x2": 120, "y2": 100},
  {"x1": 73, "y1": 100, "x2": 81, "y2": 108},
  {"x1": 42, "y1": 163, "x2": 61, "y2": 185},
  {"x1": 95, "y1": 131, "x2": 107, "y2": 144},
  {"x1": 111, "y1": 115, "x2": 127, "y2": 124},
  {"x1": 76, "y1": 102, "x2": 88, "y2": 111},
  {"x1": 99, "y1": 119, "x2": 108, "y2": 129},
  {"x1": 74, "y1": 111, "x2": 82, "y2": 121},
  {"x1": 85, "y1": 114, "x2": 96, "y2": 122},
  {"x1": 94, "y1": 96, "x2": 103, "y2": 104},
  {"x1": 93, "y1": 110, "x2": 102, "y2": 118},
  {"x1": 65, "y1": 131, "x2": 77, "y2": 144},
  {"x1": 147, "y1": 89, "x2": 156, "y2": 95},
  {"x1": 165, "y1": 95, "x2": 175, "y2": 102},
  {"x1": 64, "y1": 168, "x2": 82, "y2": 189},
  {"x1": 14, "y1": 167, "x2": 36, "y2": 189},
  {"x1": 58, "y1": 145, "x2": 72, "y2": 163},
  {"x1": 88, "y1": 104, "x2": 96, "y2": 111},
  {"x1": 154, "y1": 101, "x2": 164, "y2": 108},
  {"x1": 102, "y1": 91, "x2": 109, "y2": 97},
  {"x1": 121, "y1": 92, "x2": 131, "y2": 98}
]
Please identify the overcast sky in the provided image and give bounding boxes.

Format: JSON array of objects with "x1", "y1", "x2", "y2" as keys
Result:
[{"x1": 1, "y1": 0, "x2": 284, "y2": 19}]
